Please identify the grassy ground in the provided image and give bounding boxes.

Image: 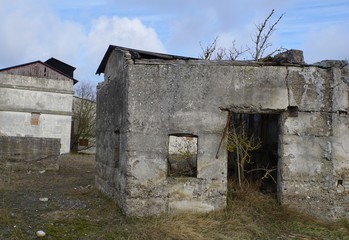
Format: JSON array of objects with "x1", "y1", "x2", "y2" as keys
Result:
[{"x1": 1, "y1": 154, "x2": 349, "y2": 240}]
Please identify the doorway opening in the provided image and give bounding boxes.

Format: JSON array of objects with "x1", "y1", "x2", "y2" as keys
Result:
[{"x1": 227, "y1": 113, "x2": 280, "y2": 194}]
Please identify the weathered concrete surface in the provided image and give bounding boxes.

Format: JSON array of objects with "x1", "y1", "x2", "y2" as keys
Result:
[
  {"x1": 287, "y1": 67, "x2": 332, "y2": 111},
  {"x1": 96, "y1": 46, "x2": 349, "y2": 219},
  {"x1": 0, "y1": 136, "x2": 60, "y2": 170},
  {"x1": 95, "y1": 50, "x2": 128, "y2": 210},
  {"x1": 277, "y1": 61, "x2": 349, "y2": 220}
]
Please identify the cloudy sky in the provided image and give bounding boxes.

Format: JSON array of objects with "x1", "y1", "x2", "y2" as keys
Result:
[{"x1": 0, "y1": 0, "x2": 348, "y2": 86}]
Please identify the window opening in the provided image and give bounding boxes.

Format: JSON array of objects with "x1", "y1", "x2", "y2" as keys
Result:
[
  {"x1": 227, "y1": 113, "x2": 280, "y2": 195},
  {"x1": 31, "y1": 112, "x2": 40, "y2": 125},
  {"x1": 168, "y1": 134, "x2": 198, "y2": 177}
]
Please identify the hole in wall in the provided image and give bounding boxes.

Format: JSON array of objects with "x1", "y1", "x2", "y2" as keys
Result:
[
  {"x1": 338, "y1": 110, "x2": 347, "y2": 115},
  {"x1": 167, "y1": 133, "x2": 198, "y2": 178},
  {"x1": 227, "y1": 113, "x2": 280, "y2": 195},
  {"x1": 287, "y1": 106, "x2": 298, "y2": 117},
  {"x1": 336, "y1": 179, "x2": 345, "y2": 193}
]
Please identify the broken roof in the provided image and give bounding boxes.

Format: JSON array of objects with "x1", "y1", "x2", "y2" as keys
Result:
[{"x1": 96, "y1": 45, "x2": 197, "y2": 75}]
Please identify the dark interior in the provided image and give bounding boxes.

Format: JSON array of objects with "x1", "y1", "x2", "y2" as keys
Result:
[{"x1": 227, "y1": 113, "x2": 280, "y2": 194}]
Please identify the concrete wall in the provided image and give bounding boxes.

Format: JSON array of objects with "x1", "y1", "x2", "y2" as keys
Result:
[
  {"x1": 123, "y1": 60, "x2": 289, "y2": 215},
  {"x1": 95, "y1": 50, "x2": 128, "y2": 210},
  {"x1": 279, "y1": 64, "x2": 349, "y2": 219},
  {"x1": 96, "y1": 49, "x2": 349, "y2": 219},
  {"x1": 0, "y1": 136, "x2": 60, "y2": 170},
  {"x1": 0, "y1": 72, "x2": 73, "y2": 153}
]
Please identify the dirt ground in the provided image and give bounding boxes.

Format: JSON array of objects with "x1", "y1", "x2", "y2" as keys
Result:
[
  {"x1": 1, "y1": 154, "x2": 349, "y2": 240},
  {"x1": 0, "y1": 154, "x2": 118, "y2": 240}
]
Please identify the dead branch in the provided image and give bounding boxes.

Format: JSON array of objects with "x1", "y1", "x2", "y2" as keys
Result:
[
  {"x1": 252, "y1": 9, "x2": 285, "y2": 61},
  {"x1": 199, "y1": 36, "x2": 218, "y2": 60}
]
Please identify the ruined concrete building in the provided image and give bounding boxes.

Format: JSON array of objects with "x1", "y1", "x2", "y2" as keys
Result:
[
  {"x1": 95, "y1": 45, "x2": 349, "y2": 219},
  {"x1": 0, "y1": 58, "x2": 78, "y2": 165}
]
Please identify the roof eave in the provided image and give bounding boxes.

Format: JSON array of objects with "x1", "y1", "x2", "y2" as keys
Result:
[{"x1": 95, "y1": 45, "x2": 197, "y2": 75}]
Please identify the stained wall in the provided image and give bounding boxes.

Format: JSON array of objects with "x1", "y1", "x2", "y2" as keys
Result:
[{"x1": 96, "y1": 48, "x2": 349, "y2": 219}]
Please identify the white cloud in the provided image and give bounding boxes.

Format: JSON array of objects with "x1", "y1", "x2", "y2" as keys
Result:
[
  {"x1": 0, "y1": 1, "x2": 165, "y2": 86},
  {"x1": 86, "y1": 16, "x2": 165, "y2": 59},
  {"x1": 0, "y1": 0, "x2": 84, "y2": 67},
  {"x1": 79, "y1": 16, "x2": 165, "y2": 83}
]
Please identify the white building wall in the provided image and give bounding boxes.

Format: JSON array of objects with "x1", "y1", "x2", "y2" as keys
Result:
[
  {"x1": 0, "y1": 73, "x2": 74, "y2": 154},
  {"x1": 0, "y1": 88, "x2": 73, "y2": 113},
  {"x1": 0, "y1": 112, "x2": 72, "y2": 153}
]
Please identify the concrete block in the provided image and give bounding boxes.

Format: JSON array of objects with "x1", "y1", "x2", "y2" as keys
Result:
[
  {"x1": 287, "y1": 67, "x2": 331, "y2": 111},
  {"x1": 281, "y1": 135, "x2": 332, "y2": 179},
  {"x1": 284, "y1": 112, "x2": 331, "y2": 137}
]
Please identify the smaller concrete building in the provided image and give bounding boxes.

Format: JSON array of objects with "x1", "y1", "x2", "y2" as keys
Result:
[
  {"x1": 0, "y1": 58, "x2": 78, "y2": 154},
  {"x1": 95, "y1": 45, "x2": 349, "y2": 220}
]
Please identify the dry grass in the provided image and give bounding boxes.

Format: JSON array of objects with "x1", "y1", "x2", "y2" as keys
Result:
[
  {"x1": 88, "y1": 189, "x2": 349, "y2": 240},
  {"x1": 109, "y1": 180, "x2": 349, "y2": 239},
  {"x1": 1, "y1": 155, "x2": 349, "y2": 239},
  {"x1": 68, "y1": 183, "x2": 349, "y2": 240}
]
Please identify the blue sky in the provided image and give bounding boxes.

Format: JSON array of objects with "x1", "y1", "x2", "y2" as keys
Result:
[{"x1": 0, "y1": 0, "x2": 348, "y2": 86}]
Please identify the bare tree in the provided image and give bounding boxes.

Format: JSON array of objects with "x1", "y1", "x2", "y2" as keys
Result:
[
  {"x1": 71, "y1": 82, "x2": 96, "y2": 152},
  {"x1": 199, "y1": 9, "x2": 284, "y2": 61},
  {"x1": 227, "y1": 121, "x2": 261, "y2": 188},
  {"x1": 251, "y1": 9, "x2": 285, "y2": 60},
  {"x1": 199, "y1": 37, "x2": 248, "y2": 61},
  {"x1": 215, "y1": 47, "x2": 227, "y2": 60},
  {"x1": 199, "y1": 36, "x2": 218, "y2": 60},
  {"x1": 228, "y1": 40, "x2": 250, "y2": 60}
]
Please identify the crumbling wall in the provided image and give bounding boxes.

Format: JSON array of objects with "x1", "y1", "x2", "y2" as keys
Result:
[
  {"x1": 330, "y1": 62, "x2": 349, "y2": 219},
  {"x1": 0, "y1": 136, "x2": 60, "y2": 170},
  {"x1": 279, "y1": 61, "x2": 349, "y2": 219},
  {"x1": 96, "y1": 48, "x2": 349, "y2": 219},
  {"x1": 124, "y1": 61, "x2": 291, "y2": 216}
]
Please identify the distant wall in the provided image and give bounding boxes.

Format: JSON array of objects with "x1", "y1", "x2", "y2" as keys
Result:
[
  {"x1": 0, "y1": 73, "x2": 73, "y2": 153},
  {"x1": 0, "y1": 136, "x2": 60, "y2": 170}
]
